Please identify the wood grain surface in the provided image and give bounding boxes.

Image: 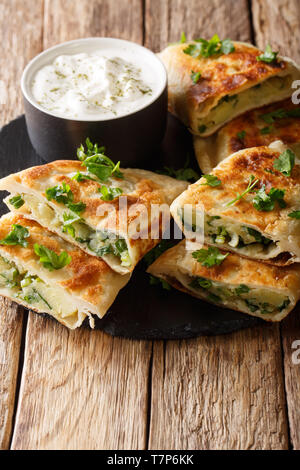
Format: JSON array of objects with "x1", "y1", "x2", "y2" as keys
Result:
[
  {"x1": 0, "y1": 0, "x2": 44, "y2": 449},
  {"x1": 0, "y1": 0, "x2": 299, "y2": 450},
  {"x1": 252, "y1": 0, "x2": 300, "y2": 450}
]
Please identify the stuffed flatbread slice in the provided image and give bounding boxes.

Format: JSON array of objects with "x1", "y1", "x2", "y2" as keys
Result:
[
  {"x1": 0, "y1": 161, "x2": 187, "y2": 274},
  {"x1": 171, "y1": 141, "x2": 300, "y2": 266},
  {"x1": 159, "y1": 40, "x2": 300, "y2": 136},
  {"x1": 0, "y1": 213, "x2": 130, "y2": 329}
]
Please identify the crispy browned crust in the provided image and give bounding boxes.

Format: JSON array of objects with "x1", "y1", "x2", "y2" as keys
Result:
[
  {"x1": 171, "y1": 142, "x2": 300, "y2": 265},
  {"x1": 178, "y1": 145, "x2": 300, "y2": 233},
  {"x1": 148, "y1": 240, "x2": 300, "y2": 291},
  {"x1": 0, "y1": 161, "x2": 187, "y2": 271}
]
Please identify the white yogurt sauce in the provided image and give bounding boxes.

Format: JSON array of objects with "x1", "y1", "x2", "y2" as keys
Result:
[{"x1": 31, "y1": 51, "x2": 156, "y2": 119}]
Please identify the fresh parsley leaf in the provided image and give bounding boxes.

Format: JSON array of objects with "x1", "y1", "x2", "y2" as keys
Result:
[
  {"x1": 33, "y1": 244, "x2": 71, "y2": 271},
  {"x1": 288, "y1": 211, "x2": 300, "y2": 219},
  {"x1": 77, "y1": 139, "x2": 123, "y2": 182},
  {"x1": 46, "y1": 182, "x2": 73, "y2": 205},
  {"x1": 183, "y1": 34, "x2": 235, "y2": 59},
  {"x1": 0, "y1": 224, "x2": 29, "y2": 248},
  {"x1": 260, "y1": 107, "x2": 300, "y2": 124},
  {"x1": 220, "y1": 38, "x2": 235, "y2": 54},
  {"x1": 81, "y1": 154, "x2": 123, "y2": 182},
  {"x1": 273, "y1": 149, "x2": 295, "y2": 176},
  {"x1": 143, "y1": 240, "x2": 176, "y2": 267},
  {"x1": 253, "y1": 186, "x2": 286, "y2": 211},
  {"x1": 260, "y1": 126, "x2": 273, "y2": 135},
  {"x1": 191, "y1": 70, "x2": 201, "y2": 84},
  {"x1": 66, "y1": 201, "x2": 86, "y2": 214},
  {"x1": 227, "y1": 175, "x2": 259, "y2": 206},
  {"x1": 98, "y1": 185, "x2": 123, "y2": 201},
  {"x1": 9, "y1": 195, "x2": 25, "y2": 209},
  {"x1": 180, "y1": 32, "x2": 186, "y2": 43},
  {"x1": 46, "y1": 182, "x2": 86, "y2": 214},
  {"x1": 198, "y1": 124, "x2": 207, "y2": 134},
  {"x1": 200, "y1": 174, "x2": 221, "y2": 187},
  {"x1": 237, "y1": 130, "x2": 246, "y2": 141},
  {"x1": 192, "y1": 246, "x2": 229, "y2": 267},
  {"x1": 257, "y1": 44, "x2": 278, "y2": 63},
  {"x1": 77, "y1": 137, "x2": 105, "y2": 161},
  {"x1": 235, "y1": 284, "x2": 250, "y2": 295},
  {"x1": 72, "y1": 171, "x2": 96, "y2": 182}
]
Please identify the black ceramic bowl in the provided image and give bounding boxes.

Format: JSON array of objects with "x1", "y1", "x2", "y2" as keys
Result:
[{"x1": 21, "y1": 38, "x2": 168, "y2": 167}]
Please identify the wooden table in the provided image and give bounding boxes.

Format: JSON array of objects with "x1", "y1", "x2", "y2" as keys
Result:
[{"x1": 0, "y1": 0, "x2": 299, "y2": 450}]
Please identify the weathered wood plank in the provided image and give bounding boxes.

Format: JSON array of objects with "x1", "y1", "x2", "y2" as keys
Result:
[
  {"x1": 252, "y1": 0, "x2": 300, "y2": 450},
  {"x1": 252, "y1": 0, "x2": 300, "y2": 58},
  {"x1": 11, "y1": 315, "x2": 152, "y2": 450},
  {"x1": 146, "y1": 0, "x2": 289, "y2": 450},
  {"x1": 11, "y1": 0, "x2": 152, "y2": 450},
  {"x1": 0, "y1": 0, "x2": 44, "y2": 449}
]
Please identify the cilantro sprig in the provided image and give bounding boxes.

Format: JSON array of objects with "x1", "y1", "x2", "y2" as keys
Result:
[
  {"x1": 33, "y1": 244, "x2": 71, "y2": 271},
  {"x1": 257, "y1": 44, "x2": 278, "y2": 63},
  {"x1": 260, "y1": 107, "x2": 300, "y2": 124},
  {"x1": 72, "y1": 171, "x2": 96, "y2": 182},
  {"x1": 288, "y1": 211, "x2": 300, "y2": 219},
  {"x1": 77, "y1": 137, "x2": 106, "y2": 160},
  {"x1": 156, "y1": 157, "x2": 199, "y2": 182},
  {"x1": 183, "y1": 34, "x2": 235, "y2": 59},
  {"x1": 192, "y1": 246, "x2": 229, "y2": 267},
  {"x1": 226, "y1": 175, "x2": 259, "y2": 206},
  {"x1": 0, "y1": 224, "x2": 29, "y2": 248},
  {"x1": 253, "y1": 186, "x2": 286, "y2": 211},
  {"x1": 45, "y1": 182, "x2": 86, "y2": 214},
  {"x1": 77, "y1": 138, "x2": 123, "y2": 182},
  {"x1": 62, "y1": 212, "x2": 82, "y2": 238},
  {"x1": 273, "y1": 149, "x2": 295, "y2": 177},
  {"x1": 200, "y1": 174, "x2": 221, "y2": 187}
]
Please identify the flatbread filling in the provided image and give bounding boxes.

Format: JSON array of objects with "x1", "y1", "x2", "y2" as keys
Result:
[
  {"x1": 0, "y1": 254, "x2": 81, "y2": 326},
  {"x1": 8, "y1": 193, "x2": 132, "y2": 268},
  {"x1": 178, "y1": 206, "x2": 292, "y2": 262}
]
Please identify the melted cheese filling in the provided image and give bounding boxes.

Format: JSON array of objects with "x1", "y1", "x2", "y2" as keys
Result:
[
  {"x1": 0, "y1": 255, "x2": 82, "y2": 328},
  {"x1": 175, "y1": 271, "x2": 290, "y2": 317},
  {"x1": 9, "y1": 193, "x2": 131, "y2": 268},
  {"x1": 204, "y1": 215, "x2": 283, "y2": 260},
  {"x1": 198, "y1": 75, "x2": 292, "y2": 133}
]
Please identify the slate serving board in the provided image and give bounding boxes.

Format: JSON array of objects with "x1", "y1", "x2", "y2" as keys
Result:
[{"x1": 0, "y1": 114, "x2": 261, "y2": 339}]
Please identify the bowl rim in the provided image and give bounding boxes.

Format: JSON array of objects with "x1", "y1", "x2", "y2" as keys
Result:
[{"x1": 21, "y1": 37, "x2": 167, "y2": 122}]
